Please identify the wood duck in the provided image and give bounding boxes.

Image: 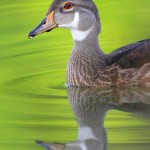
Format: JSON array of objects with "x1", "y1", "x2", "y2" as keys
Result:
[
  {"x1": 36, "y1": 86, "x2": 150, "y2": 150},
  {"x1": 28, "y1": 0, "x2": 150, "y2": 88}
]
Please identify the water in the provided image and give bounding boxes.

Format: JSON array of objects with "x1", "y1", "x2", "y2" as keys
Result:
[
  {"x1": 66, "y1": 87, "x2": 150, "y2": 150},
  {"x1": 1, "y1": 82, "x2": 150, "y2": 150},
  {"x1": 0, "y1": 0, "x2": 150, "y2": 150}
]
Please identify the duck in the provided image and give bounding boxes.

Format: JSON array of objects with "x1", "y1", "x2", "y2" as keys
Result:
[{"x1": 28, "y1": 0, "x2": 150, "y2": 88}]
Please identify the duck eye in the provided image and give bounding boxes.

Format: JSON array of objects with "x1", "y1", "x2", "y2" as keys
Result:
[{"x1": 63, "y1": 2, "x2": 74, "y2": 10}]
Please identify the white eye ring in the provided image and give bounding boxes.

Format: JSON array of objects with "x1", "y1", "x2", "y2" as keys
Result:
[{"x1": 63, "y1": 2, "x2": 74, "y2": 10}]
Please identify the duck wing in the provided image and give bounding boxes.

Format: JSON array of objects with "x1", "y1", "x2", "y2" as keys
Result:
[{"x1": 106, "y1": 39, "x2": 150, "y2": 69}]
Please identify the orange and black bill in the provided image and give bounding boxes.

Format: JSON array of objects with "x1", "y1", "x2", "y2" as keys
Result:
[{"x1": 28, "y1": 11, "x2": 57, "y2": 39}]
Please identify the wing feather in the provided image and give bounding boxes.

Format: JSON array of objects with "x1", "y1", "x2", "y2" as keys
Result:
[{"x1": 105, "y1": 39, "x2": 150, "y2": 69}]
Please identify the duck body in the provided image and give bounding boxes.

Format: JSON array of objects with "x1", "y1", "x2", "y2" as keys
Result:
[
  {"x1": 67, "y1": 39, "x2": 150, "y2": 87},
  {"x1": 28, "y1": 0, "x2": 150, "y2": 88}
]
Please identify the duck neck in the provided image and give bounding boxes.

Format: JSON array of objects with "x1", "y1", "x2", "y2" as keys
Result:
[
  {"x1": 67, "y1": 25, "x2": 105, "y2": 86},
  {"x1": 71, "y1": 26, "x2": 104, "y2": 57}
]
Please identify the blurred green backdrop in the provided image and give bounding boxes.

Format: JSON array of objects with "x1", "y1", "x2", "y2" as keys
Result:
[{"x1": 0, "y1": 0, "x2": 150, "y2": 150}]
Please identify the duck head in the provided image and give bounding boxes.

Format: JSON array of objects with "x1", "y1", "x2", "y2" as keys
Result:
[{"x1": 28, "y1": 0, "x2": 100, "y2": 41}]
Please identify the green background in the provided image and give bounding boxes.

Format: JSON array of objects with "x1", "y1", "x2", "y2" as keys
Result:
[{"x1": 0, "y1": 0, "x2": 150, "y2": 150}]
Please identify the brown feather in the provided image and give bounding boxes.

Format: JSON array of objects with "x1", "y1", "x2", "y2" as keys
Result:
[
  {"x1": 107, "y1": 39, "x2": 150, "y2": 69},
  {"x1": 67, "y1": 40, "x2": 150, "y2": 87}
]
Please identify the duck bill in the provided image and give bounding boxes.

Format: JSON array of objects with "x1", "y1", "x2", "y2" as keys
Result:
[{"x1": 28, "y1": 11, "x2": 57, "y2": 39}]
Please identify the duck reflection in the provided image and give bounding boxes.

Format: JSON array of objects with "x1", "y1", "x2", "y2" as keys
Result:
[{"x1": 37, "y1": 87, "x2": 150, "y2": 150}]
